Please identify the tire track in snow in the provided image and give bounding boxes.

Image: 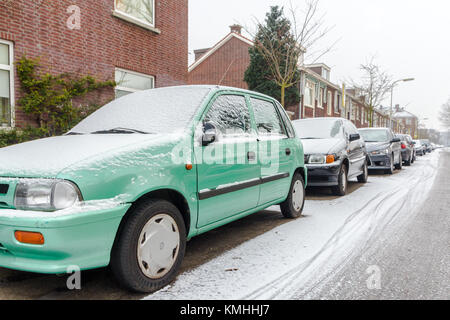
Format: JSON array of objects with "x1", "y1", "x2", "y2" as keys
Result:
[{"x1": 242, "y1": 153, "x2": 439, "y2": 300}]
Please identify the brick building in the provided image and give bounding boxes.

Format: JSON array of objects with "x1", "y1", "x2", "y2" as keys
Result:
[
  {"x1": 0, "y1": 0, "x2": 188, "y2": 128},
  {"x1": 392, "y1": 106, "x2": 419, "y2": 138},
  {"x1": 188, "y1": 25, "x2": 253, "y2": 89}
]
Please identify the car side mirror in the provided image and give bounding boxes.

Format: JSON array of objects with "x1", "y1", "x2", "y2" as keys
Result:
[
  {"x1": 349, "y1": 133, "x2": 360, "y2": 142},
  {"x1": 412, "y1": 141, "x2": 416, "y2": 145},
  {"x1": 202, "y1": 122, "x2": 217, "y2": 146},
  {"x1": 391, "y1": 138, "x2": 401, "y2": 143}
]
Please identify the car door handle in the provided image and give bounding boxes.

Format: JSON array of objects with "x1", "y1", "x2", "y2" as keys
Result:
[
  {"x1": 247, "y1": 151, "x2": 256, "y2": 161},
  {"x1": 286, "y1": 148, "x2": 291, "y2": 156}
]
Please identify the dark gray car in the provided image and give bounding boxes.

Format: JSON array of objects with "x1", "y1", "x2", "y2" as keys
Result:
[
  {"x1": 358, "y1": 128, "x2": 402, "y2": 174},
  {"x1": 397, "y1": 134, "x2": 415, "y2": 166},
  {"x1": 292, "y1": 118, "x2": 369, "y2": 196}
]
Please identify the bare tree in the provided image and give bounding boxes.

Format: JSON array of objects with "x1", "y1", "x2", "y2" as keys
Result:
[
  {"x1": 349, "y1": 57, "x2": 393, "y2": 126},
  {"x1": 439, "y1": 98, "x2": 450, "y2": 129},
  {"x1": 246, "y1": 0, "x2": 335, "y2": 107}
]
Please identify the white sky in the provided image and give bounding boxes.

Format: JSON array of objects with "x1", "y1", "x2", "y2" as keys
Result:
[{"x1": 189, "y1": 0, "x2": 450, "y2": 131}]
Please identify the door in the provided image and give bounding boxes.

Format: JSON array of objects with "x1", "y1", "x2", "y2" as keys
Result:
[
  {"x1": 250, "y1": 97, "x2": 293, "y2": 205},
  {"x1": 344, "y1": 121, "x2": 366, "y2": 177},
  {"x1": 196, "y1": 94, "x2": 260, "y2": 228}
]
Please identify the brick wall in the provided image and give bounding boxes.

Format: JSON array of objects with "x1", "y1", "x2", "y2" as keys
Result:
[
  {"x1": 0, "y1": 0, "x2": 188, "y2": 127},
  {"x1": 188, "y1": 35, "x2": 251, "y2": 89}
]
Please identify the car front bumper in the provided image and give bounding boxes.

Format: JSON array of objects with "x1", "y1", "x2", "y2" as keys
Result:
[
  {"x1": 305, "y1": 162, "x2": 341, "y2": 187},
  {"x1": 0, "y1": 203, "x2": 130, "y2": 274},
  {"x1": 367, "y1": 154, "x2": 392, "y2": 170}
]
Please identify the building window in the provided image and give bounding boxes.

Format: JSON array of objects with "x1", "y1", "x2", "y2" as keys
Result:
[
  {"x1": 327, "y1": 91, "x2": 332, "y2": 115},
  {"x1": 115, "y1": 68, "x2": 154, "y2": 98},
  {"x1": 318, "y1": 87, "x2": 324, "y2": 109},
  {"x1": 0, "y1": 40, "x2": 14, "y2": 128},
  {"x1": 304, "y1": 80, "x2": 315, "y2": 108},
  {"x1": 335, "y1": 93, "x2": 340, "y2": 114},
  {"x1": 115, "y1": 0, "x2": 155, "y2": 28}
]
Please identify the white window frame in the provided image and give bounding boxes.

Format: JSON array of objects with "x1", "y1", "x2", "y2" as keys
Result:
[
  {"x1": 113, "y1": 0, "x2": 160, "y2": 33},
  {"x1": 304, "y1": 80, "x2": 315, "y2": 109},
  {"x1": 327, "y1": 91, "x2": 332, "y2": 115},
  {"x1": 0, "y1": 39, "x2": 15, "y2": 129},
  {"x1": 318, "y1": 87, "x2": 324, "y2": 109},
  {"x1": 115, "y1": 67, "x2": 155, "y2": 98}
]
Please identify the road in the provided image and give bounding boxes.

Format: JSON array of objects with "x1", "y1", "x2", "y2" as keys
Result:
[{"x1": 0, "y1": 150, "x2": 448, "y2": 300}]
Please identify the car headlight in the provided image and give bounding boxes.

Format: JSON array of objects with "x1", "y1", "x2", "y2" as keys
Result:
[
  {"x1": 308, "y1": 154, "x2": 336, "y2": 164},
  {"x1": 371, "y1": 149, "x2": 389, "y2": 155},
  {"x1": 14, "y1": 179, "x2": 82, "y2": 211}
]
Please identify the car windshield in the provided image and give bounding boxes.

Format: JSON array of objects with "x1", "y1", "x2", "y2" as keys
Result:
[
  {"x1": 359, "y1": 129, "x2": 390, "y2": 143},
  {"x1": 293, "y1": 119, "x2": 343, "y2": 139},
  {"x1": 69, "y1": 86, "x2": 212, "y2": 135}
]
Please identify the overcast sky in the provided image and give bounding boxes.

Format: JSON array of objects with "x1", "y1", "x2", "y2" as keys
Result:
[{"x1": 189, "y1": 0, "x2": 450, "y2": 131}]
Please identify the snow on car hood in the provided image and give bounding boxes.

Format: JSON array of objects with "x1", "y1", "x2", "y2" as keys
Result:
[
  {"x1": 365, "y1": 142, "x2": 390, "y2": 152},
  {"x1": 301, "y1": 138, "x2": 344, "y2": 155},
  {"x1": 0, "y1": 134, "x2": 176, "y2": 178}
]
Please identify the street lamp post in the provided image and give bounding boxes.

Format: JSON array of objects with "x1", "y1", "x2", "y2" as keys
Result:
[{"x1": 389, "y1": 78, "x2": 415, "y2": 130}]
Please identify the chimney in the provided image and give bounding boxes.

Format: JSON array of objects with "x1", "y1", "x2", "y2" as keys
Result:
[
  {"x1": 395, "y1": 104, "x2": 401, "y2": 112},
  {"x1": 230, "y1": 24, "x2": 242, "y2": 35}
]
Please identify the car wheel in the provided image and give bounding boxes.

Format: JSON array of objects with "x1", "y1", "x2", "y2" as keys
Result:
[
  {"x1": 331, "y1": 164, "x2": 348, "y2": 196},
  {"x1": 395, "y1": 153, "x2": 403, "y2": 170},
  {"x1": 357, "y1": 160, "x2": 369, "y2": 183},
  {"x1": 111, "y1": 199, "x2": 186, "y2": 293},
  {"x1": 385, "y1": 154, "x2": 394, "y2": 175},
  {"x1": 405, "y1": 153, "x2": 412, "y2": 166},
  {"x1": 280, "y1": 173, "x2": 305, "y2": 219}
]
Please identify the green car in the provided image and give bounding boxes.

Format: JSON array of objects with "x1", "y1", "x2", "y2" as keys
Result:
[{"x1": 0, "y1": 86, "x2": 306, "y2": 293}]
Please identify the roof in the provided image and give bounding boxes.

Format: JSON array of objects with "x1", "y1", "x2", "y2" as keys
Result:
[
  {"x1": 300, "y1": 66, "x2": 340, "y2": 91},
  {"x1": 188, "y1": 32, "x2": 254, "y2": 73},
  {"x1": 392, "y1": 110, "x2": 418, "y2": 119}
]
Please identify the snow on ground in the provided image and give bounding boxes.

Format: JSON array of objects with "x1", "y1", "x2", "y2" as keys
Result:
[{"x1": 145, "y1": 151, "x2": 441, "y2": 300}]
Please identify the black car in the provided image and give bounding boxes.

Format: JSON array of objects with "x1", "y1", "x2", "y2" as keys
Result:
[
  {"x1": 292, "y1": 118, "x2": 369, "y2": 196},
  {"x1": 358, "y1": 128, "x2": 402, "y2": 174},
  {"x1": 397, "y1": 134, "x2": 415, "y2": 166}
]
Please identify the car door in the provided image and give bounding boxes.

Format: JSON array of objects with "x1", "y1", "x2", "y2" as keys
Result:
[
  {"x1": 389, "y1": 130, "x2": 401, "y2": 162},
  {"x1": 195, "y1": 94, "x2": 260, "y2": 228},
  {"x1": 344, "y1": 121, "x2": 366, "y2": 177},
  {"x1": 250, "y1": 97, "x2": 293, "y2": 206}
]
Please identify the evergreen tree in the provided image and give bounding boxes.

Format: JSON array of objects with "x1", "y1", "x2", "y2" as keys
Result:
[{"x1": 244, "y1": 6, "x2": 300, "y2": 107}]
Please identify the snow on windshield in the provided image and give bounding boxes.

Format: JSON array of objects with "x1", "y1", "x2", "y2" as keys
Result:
[
  {"x1": 293, "y1": 119, "x2": 342, "y2": 139},
  {"x1": 70, "y1": 86, "x2": 212, "y2": 134},
  {"x1": 359, "y1": 129, "x2": 389, "y2": 143}
]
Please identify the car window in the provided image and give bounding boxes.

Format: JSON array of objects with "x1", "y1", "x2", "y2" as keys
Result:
[
  {"x1": 275, "y1": 102, "x2": 296, "y2": 138},
  {"x1": 203, "y1": 94, "x2": 251, "y2": 137},
  {"x1": 344, "y1": 121, "x2": 359, "y2": 136},
  {"x1": 293, "y1": 119, "x2": 342, "y2": 139},
  {"x1": 359, "y1": 129, "x2": 390, "y2": 143},
  {"x1": 250, "y1": 98, "x2": 287, "y2": 136}
]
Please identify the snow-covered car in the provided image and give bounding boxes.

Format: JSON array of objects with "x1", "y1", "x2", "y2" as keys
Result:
[
  {"x1": 292, "y1": 118, "x2": 369, "y2": 196},
  {"x1": 396, "y1": 134, "x2": 416, "y2": 166},
  {"x1": 0, "y1": 85, "x2": 307, "y2": 293},
  {"x1": 413, "y1": 140, "x2": 425, "y2": 156},
  {"x1": 358, "y1": 128, "x2": 402, "y2": 174}
]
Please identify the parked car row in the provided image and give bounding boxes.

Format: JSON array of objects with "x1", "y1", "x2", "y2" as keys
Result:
[{"x1": 0, "y1": 85, "x2": 437, "y2": 294}]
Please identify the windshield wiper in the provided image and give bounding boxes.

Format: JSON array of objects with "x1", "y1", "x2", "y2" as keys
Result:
[
  {"x1": 91, "y1": 127, "x2": 150, "y2": 135},
  {"x1": 301, "y1": 137, "x2": 322, "y2": 140},
  {"x1": 65, "y1": 132, "x2": 84, "y2": 136}
]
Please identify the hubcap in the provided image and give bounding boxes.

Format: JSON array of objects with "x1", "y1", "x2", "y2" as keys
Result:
[
  {"x1": 292, "y1": 180, "x2": 304, "y2": 212},
  {"x1": 137, "y1": 214, "x2": 180, "y2": 279}
]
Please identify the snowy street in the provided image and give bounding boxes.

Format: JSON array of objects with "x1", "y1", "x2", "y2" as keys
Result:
[{"x1": 0, "y1": 150, "x2": 448, "y2": 300}]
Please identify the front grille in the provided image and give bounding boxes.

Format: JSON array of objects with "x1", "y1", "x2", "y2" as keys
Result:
[{"x1": 0, "y1": 184, "x2": 8, "y2": 195}]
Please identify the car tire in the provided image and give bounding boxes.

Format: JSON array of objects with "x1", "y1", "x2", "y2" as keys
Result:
[
  {"x1": 405, "y1": 153, "x2": 412, "y2": 166},
  {"x1": 111, "y1": 199, "x2": 186, "y2": 293},
  {"x1": 385, "y1": 154, "x2": 395, "y2": 175},
  {"x1": 280, "y1": 172, "x2": 305, "y2": 219},
  {"x1": 395, "y1": 153, "x2": 403, "y2": 170},
  {"x1": 331, "y1": 164, "x2": 348, "y2": 196},
  {"x1": 357, "y1": 160, "x2": 369, "y2": 183}
]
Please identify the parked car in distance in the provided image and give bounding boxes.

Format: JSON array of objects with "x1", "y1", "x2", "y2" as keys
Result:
[
  {"x1": 0, "y1": 85, "x2": 307, "y2": 293},
  {"x1": 420, "y1": 139, "x2": 432, "y2": 153},
  {"x1": 358, "y1": 128, "x2": 402, "y2": 174},
  {"x1": 292, "y1": 118, "x2": 368, "y2": 196},
  {"x1": 396, "y1": 134, "x2": 415, "y2": 166},
  {"x1": 413, "y1": 140, "x2": 425, "y2": 156}
]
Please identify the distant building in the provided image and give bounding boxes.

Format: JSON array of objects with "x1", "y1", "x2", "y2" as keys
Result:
[
  {"x1": 392, "y1": 105, "x2": 419, "y2": 138},
  {"x1": 188, "y1": 25, "x2": 253, "y2": 89}
]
